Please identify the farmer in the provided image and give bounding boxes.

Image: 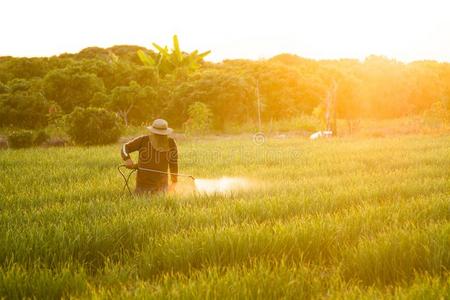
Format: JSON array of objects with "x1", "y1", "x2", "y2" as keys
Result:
[{"x1": 121, "y1": 119, "x2": 178, "y2": 194}]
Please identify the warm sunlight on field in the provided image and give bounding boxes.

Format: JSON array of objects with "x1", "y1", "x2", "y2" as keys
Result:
[{"x1": 1, "y1": 136, "x2": 449, "y2": 298}]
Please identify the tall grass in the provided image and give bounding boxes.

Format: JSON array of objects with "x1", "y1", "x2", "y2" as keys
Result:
[{"x1": 0, "y1": 135, "x2": 449, "y2": 298}]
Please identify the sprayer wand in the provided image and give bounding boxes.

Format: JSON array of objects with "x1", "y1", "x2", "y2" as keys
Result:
[{"x1": 117, "y1": 164, "x2": 195, "y2": 196}]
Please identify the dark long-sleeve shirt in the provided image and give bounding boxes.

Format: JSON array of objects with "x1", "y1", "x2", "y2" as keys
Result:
[{"x1": 121, "y1": 135, "x2": 178, "y2": 193}]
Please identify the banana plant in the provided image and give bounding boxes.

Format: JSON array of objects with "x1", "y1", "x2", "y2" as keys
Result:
[{"x1": 137, "y1": 35, "x2": 210, "y2": 79}]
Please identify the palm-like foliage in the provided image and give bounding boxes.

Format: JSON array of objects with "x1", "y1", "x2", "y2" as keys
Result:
[{"x1": 137, "y1": 35, "x2": 210, "y2": 78}]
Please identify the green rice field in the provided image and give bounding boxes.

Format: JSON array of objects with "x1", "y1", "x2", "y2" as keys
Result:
[{"x1": 1, "y1": 135, "x2": 449, "y2": 299}]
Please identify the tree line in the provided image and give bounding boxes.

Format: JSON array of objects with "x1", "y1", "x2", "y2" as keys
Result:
[{"x1": 1, "y1": 38, "x2": 449, "y2": 132}]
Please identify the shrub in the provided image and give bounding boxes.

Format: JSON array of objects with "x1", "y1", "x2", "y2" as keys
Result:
[
  {"x1": 184, "y1": 102, "x2": 213, "y2": 135},
  {"x1": 33, "y1": 130, "x2": 50, "y2": 146},
  {"x1": 0, "y1": 92, "x2": 51, "y2": 129},
  {"x1": 8, "y1": 130, "x2": 34, "y2": 149},
  {"x1": 65, "y1": 107, "x2": 122, "y2": 145}
]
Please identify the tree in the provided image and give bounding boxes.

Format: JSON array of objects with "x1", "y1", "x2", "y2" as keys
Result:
[
  {"x1": 0, "y1": 78, "x2": 51, "y2": 128},
  {"x1": 0, "y1": 58, "x2": 49, "y2": 81},
  {"x1": 406, "y1": 61, "x2": 444, "y2": 113},
  {"x1": 358, "y1": 56, "x2": 411, "y2": 118},
  {"x1": 184, "y1": 102, "x2": 213, "y2": 135},
  {"x1": 75, "y1": 57, "x2": 158, "y2": 91},
  {"x1": 0, "y1": 92, "x2": 51, "y2": 128},
  {"x1": 217, "y1": 60, "x2": 324, "y2": 121},
  {"x1": 90, "y1": 92, "x2": 110, "y2": 107},
  {"x1": 108, "y1": 81, "x2": 158, "y2": 125},
  {"x1": 7, "y1": 78, "x2": 42, "y2": 93},
  {"x1": 168, "y1": 68, "x2": 254, "y2": 129},
  {"x1": 76, "y1": 47, "x2": 111, "y2": 60},
  {"x1": 335, "y1": 74, "x2": 363, "y2": 134},
  {"x1": 318, "y1": 62, "x2": 364, "y2": 134},
  {"x1": 109, "y1": 82, "x2": 140, "y2": 126},
  {"x1": 65, "y1": 107, "x2": 122, "y2": 145},
  {"x1": 43, "y1": 68, "x2": 105, "y2": 112}
]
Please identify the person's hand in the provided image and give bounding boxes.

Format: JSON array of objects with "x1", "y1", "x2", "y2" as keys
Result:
[
  {"x1": 124, "y1": 158, "x2": 135, "y2": 169},
  {"x1": 168, "y1": 182, "x2": 177, "y2": 193}
]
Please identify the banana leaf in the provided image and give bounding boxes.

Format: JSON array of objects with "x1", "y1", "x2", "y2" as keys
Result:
[
  {"x1": 137, "y1": 50, "x2": 155, "y2": 66},
  {"x1": 172, "y1": 35, "x2": 183, "y2": 63},
  {"x1": 152, "y1": 43, "x2": 170, "y2": 58}
]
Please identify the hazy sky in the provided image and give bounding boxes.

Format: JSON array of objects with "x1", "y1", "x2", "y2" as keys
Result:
[{"x1": 2, "y1": 0, "x2": 450, "y2": 62}]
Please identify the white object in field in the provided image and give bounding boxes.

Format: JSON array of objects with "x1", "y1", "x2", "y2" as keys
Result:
[{"x1": 310, "y1": 131, "x2": 333, "y2": 140}]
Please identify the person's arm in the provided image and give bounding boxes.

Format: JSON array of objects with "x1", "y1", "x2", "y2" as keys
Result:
[
  {"x1": 121, "y1": 136, "x2": 144, "y2": 168},
  {"x1": 168, "y1": 138, "x2": 178, "y2": 184}
]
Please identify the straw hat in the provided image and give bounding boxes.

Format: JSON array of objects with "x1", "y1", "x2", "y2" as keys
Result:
[{"x1": 147, "y1": 119, "x2": 173, "y2": 135}]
